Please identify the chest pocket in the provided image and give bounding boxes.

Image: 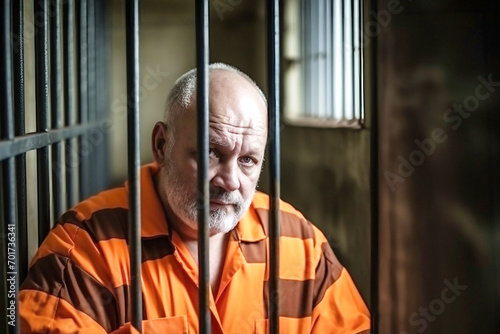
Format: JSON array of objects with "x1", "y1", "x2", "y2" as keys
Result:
[{"x1": 142, "y1": 315, "x2": 188, "y2": 334}]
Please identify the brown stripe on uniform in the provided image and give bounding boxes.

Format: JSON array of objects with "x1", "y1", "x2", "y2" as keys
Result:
[
  {"x1": 255, "y1": 208, "x2": 315, "y2": 239},
  {"x1": 142, "y1": 236, "x2": 175, "y2": 262},
  {"x1": 281, "y1": 214, "x2": 315, "y2": 239},
  {"x1": 240, "y1": 239, "x2": 266, "y2": 263},
  {"x1": 313, "y1": 242, "x2": 343, "y2": 308},
  {"x1": 115, "y1": 284, "x2": 131, "y2": 326},
  {"x1": 264, "y1": 279, "x2": 314, "y2": 319},
  {"x1": 57, "y1": 210, "x2": 86, "y2": 229},
  {"x1": 60, "y1": 210, "x2": 175, "y2": 263},
  {"x1": 21, "y1": 253, "x2": 120, "y2": 332},
  {"x1": 60, "y1": 208, "x2": 129, "y2": 242}
]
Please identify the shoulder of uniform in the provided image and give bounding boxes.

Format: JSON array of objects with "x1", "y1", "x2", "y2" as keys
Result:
[
  {"x1": 252, "y1": 191, "x2": 316, "y2": 240},
  {"x1": 252, "y1": 191, "x2": 306, "y2": 218},
  {"x1": 57, "y1": 187, "x2": 129, "y2": 242},
  {"x1": 71, "y1": 187, "x2": 128, "y2": 219}
]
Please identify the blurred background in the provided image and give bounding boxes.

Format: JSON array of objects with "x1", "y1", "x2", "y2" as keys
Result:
[{"x1": 1, "y1": 0, "x2": 499, "y2": 333}]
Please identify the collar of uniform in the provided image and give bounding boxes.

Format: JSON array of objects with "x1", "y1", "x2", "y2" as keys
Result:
[
  {"x1": 125, "y1": 162, "x2": 170, "y2": 238},
  {"x1": 234, "y1": 191, "x2": 269, "y2": 242}
]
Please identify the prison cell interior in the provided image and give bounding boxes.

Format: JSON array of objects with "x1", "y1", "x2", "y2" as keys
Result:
[{"x1": 4, "y1": 0, "x2": 499, "y2": 334}]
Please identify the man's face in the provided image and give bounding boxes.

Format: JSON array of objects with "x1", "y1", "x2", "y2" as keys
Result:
[{"x1": 157, "y1": 71, "x2": 267, "y2": 236}]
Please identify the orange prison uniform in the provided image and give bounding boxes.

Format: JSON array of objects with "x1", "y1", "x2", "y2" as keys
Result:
[{"x1": 20, "y1": 163, "x2": 370, "y2": 334}]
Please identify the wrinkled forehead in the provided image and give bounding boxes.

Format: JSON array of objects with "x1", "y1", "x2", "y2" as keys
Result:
[
  {"x1": 209, "y1": 71, "x2": 268, "y2": 128},
  {"x1": 208, "y1": 113, "x2": 268, "y2": 154}
]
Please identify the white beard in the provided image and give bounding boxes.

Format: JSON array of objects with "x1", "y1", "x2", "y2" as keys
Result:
[{"x1": 162, "y1": 160, "x2": 254, "y2": 234}]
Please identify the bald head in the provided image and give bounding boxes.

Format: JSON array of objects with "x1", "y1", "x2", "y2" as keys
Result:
[{"x1": 164, "y1": 63, "x2": 267, "y2": 137}]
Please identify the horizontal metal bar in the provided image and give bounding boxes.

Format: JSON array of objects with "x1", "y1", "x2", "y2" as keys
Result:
[{"x1": 0, "y1": 121, "x2": 107, "y2": 161}]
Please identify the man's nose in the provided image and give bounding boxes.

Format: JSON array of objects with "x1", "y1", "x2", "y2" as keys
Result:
[{"x1": 211, "y1": 160, "x2": 240, "y2": 192}]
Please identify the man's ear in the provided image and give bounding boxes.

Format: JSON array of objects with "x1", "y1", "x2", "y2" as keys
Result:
[{"x1": 152, "y1": 121, "x2": 169, "y2": 164}]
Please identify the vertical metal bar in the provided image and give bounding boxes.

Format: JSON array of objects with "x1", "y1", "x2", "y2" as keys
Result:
[
  {"x1": 351, "y1": 0, "x2": 356, "y2": 121},
  {"x1": 1, "y1": 1, "x2": 20, "y2": 332},
  {"x1": 34, "y1": 0, "x2": 52, "y2": 244},
  {"x1": 195, "y1": 1, "x2": 210, "y2": 333},
  {"x1": 63, "y1": 0, "x2": 77, "y2": 207},
  {"x1": 77, "y1": 0, "x2": 90, "y2": 200},
  {"x1": 305, "y1": 0, "x2": 311, "y2": 116},
  {"x1": 100, "y1": 1, "x2": 110, "y2": 190},
  {"x1": 325, "y1": 0, "x2": 332, "y2": 118},
  {"x1": 13, "y1": 0, "x2": 28, "y2": 284},
  {"x1": 333, "y1": 0, "x2": 339, "y2": 119},
  {"x1": 352, "y1": 0, "x2": 359, "y2": 121},
  {"x1": 369, "y1": 0, "x2": 379, "y2": 330},
  {"x1": 93, "y1": 0, "x2": 102, "y2": 191},
  {"x1": 63, "y1": 1, "x2": 81, "y2": 206},
  {"x1": 125, "y1": 0, "x2": 142, "y2": 331},
  {"x1": 317, "y1": 0, "x2": 324, "y2": 117},
  {"x1": 51, "y1": 0, "x2": 64, "y2": 220},
  {"x1": 87, "y1": 0, "x2": 96, "y2": 124},
  {"x1": 95, "y1": 0, "x2": 109, "y2": 192},
  {"x1": 87, "y1": 0, "x2": 97, "y2": 195},
  {"x1": 344, "y1": 0, "x2": 353, "y2": 120},
  {"x1": 358, "y1": 0, "x2": 365, "y2": 123},
  {"x1": 267, "y1": 0, "x2": 281, "y2": 333},
  {"x1": 310, "y1": 0, "x2": 317, "y2": 117},
  {"x1": 341, "y1": 0, "x2": 346, "y2": 119},
  {"x1": 332, "y1": 0, "x2": 337, "y2": 119},
  {"x1": 300, "y1": 0, "x2": 306, "y2": 115}
]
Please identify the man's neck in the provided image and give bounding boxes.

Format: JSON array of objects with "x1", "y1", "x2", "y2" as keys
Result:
[{"x1": 183, "y1": 231, "x2": 231, "y2": 296}]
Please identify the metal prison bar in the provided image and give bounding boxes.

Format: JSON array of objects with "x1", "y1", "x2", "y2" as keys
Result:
[
  {"x1": 0, "y1": 0, "x2": 281, "y2": 333},
  {"x1": 195, "y1": 0, "x2": 211, "y2": 333},
  {"x1": 0, "y1": 0, "x2": 109, "y2": 333},
  {"x1": 125, "y1": 0, "x2": 143, "y2": 331},
  {"x1": 267, "y1": 0, "x2": 281, "y2": 333}
]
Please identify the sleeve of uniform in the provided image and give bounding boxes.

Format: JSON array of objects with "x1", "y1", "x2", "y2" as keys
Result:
[
  {"x1": 19, "y1": 214, "x2": 125, "y2": 334},
  {"x1": 310, "y1": 227, "x2": 371, "y2": 334}
]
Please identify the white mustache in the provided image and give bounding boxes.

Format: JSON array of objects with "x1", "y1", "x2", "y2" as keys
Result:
[{"x1": 209, "y1": 187, "x2": 243, "y2": 208}]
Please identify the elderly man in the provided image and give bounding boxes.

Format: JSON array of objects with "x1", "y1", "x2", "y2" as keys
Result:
[{"x1": 20, "y1": 63, "x2": 370, "y2": 333}]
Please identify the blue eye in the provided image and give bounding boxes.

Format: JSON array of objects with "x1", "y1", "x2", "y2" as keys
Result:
[{"x1": 239, "y1": 156, "x2": 256, "y2": 166}]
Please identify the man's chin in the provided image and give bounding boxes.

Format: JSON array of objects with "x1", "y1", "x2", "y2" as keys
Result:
[
  {"x1": 208, "y1": 213, "x2": 239, "y2": 235},
  {"x1": 181, "y1": 213, "x2": 238, "y2": 236},
  {"x1": 208, "y1": 222, "x2": 237, "y2": 236}
]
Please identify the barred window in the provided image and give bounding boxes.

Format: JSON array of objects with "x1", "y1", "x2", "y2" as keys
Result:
[{"x1": 284, "y1": 0, "x2": 364, "y2": 127}]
